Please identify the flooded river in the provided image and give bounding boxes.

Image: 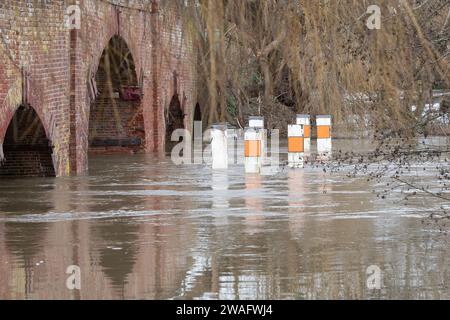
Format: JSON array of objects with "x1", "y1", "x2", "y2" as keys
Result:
[{"x1": 0, "y1": 139, "x2": 448, "y2": 299}]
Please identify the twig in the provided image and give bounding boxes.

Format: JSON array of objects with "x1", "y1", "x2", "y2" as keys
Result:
[{"x1": 393, "y1": 177, "x2": 450, "y2": 202}]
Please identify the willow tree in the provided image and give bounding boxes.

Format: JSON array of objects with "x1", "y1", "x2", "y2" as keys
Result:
[{"x1": 177, "y1": 0, "x2": 448, "y2": 133}]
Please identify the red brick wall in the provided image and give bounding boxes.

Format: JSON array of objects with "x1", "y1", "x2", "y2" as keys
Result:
[
  {"x1": 0, "y1": 148, "x2": 55, "y2": 177},
  {"x1": 0, "y1": 0, "x2": 196, "y2": 176},
  {"x1": 0, "y1": 0, "x2": 70, "y2": 176}
]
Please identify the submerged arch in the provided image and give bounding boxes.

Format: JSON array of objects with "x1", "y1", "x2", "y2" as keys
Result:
[
  {"x1": 0, "y1": 105, "x2": 55, "y2": 177},
  {"x1": 165, "y1": 94, "x2": 185, "y2": 152},
  {"x1": 88, "y1": 35, "x2": 144, "y2": 154}
]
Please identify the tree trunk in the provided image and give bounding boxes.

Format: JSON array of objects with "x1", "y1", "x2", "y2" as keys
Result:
[{"x1": 260, "y1": 57, "x2": 272, "y2": 106}]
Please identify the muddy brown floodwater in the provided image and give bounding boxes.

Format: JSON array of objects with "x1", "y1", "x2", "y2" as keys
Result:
[{"x1": 0, "y1": 139, "x2": 448, "y2": 299}]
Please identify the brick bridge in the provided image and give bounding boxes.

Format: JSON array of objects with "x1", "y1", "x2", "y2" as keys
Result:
[{"x1": 0, "y1": 0, "x2": 199, "y2": 177}]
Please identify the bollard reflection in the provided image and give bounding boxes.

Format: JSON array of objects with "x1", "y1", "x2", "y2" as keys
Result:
[
  {"x1": 288, "y1": 170, "x2": 307, "y2": 236},
  {"x1": 244, "y1": 175, "x2": 264, "y2": 234}
]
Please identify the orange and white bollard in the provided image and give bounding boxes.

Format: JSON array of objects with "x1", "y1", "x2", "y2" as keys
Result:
[
  {"x1": 211, "y1": 123, "x2": 228, "y2": 169},
  {"x1": 248, "y1": 116, "x2": 266, "y2": 164},
  {"x1": 316, "y1": 115, "x2": 332, "y2": 160},
  {"x1": 288, "y1": 124, "x2": 304, "y2": 168},
  {"x1": 244, "y1": 127, "x2": 262, "y2": 173},
  {"x1": 296, "y1": 114, "x2": 310, "y2": 154}
]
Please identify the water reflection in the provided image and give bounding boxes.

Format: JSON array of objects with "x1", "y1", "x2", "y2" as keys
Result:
[
  {"x1": 288, "y1": 169, "x2": 306, "y2": 237},
  {"x1": 92, "y1": 220, "x2": 140, "y2": 297},
  {"x1": 0, "y1": 140, "x2": 448, "y2": 299},
  {"x1": 245, "y1": 175, "x2": 264, "y2": 235},
  {"x1": 211, "y1": 171, "x2": 229, "y2": 210}
]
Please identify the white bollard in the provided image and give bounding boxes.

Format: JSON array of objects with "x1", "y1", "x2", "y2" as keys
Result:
[
  {"x1": 244, "y1": 127, "x2": 262, "y2": 173},
  {"x1": 288, "y1": 124, "x2": 304, "y2": 168},
  {"x1": 211, "y1": 123, "x2": 228, "y2": 169},
  {"x1": 296, "y1": 114, "x2": 311, "y2": 155},
  {"x1": 316, "y1": 115, "x2": 332, "y2": 160},
  {"x1": 226, "y1": 127, "x2": 239, "y2": 166},
  {"x1": 248, "y1": 116, "x2": 266, "y2": 165},
  {"x1": 248, "y1": 116, "x2": 264, "y2": 129}
]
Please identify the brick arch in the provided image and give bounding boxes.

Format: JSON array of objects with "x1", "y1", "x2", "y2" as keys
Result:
[
  {"x1": 176, "y1": 77, "x2": 195, "y2": 134},
  {"x1": 164, "y1": 70, "x2": 184, "y2": 112},
  {"x1": 0, "y1": 102, "x2": 56, "y2": 177},
  {"x1": 24, "y1": 76, "x2": 56, "y2": 145},
  {"x1": 165, "y1": 89, "x2": 183, "y2": 123},
  {"x1": 87, "y1": 33, "x2": 145, "y2": 155},
  {"x1": 0, "y1": 54, "x2": 21, "y2": 148},
  {"x1": 194, "y1": 102, "x2": 202, "y2": 122},
  {"x1": 87, "y1": 8, "x2": 144, "y2": 84},
  {"x1": 90, "y1": 34, "x2": 142, "y2": 85},
  {"x1": 162, "y1": 69, "x2": 196, "y2": 137},
  {"x1": 85, "y1": 7, "x2": 146, "y2": 130},
  {"x1": 164, "y1": 71, "x2": 185, "y2": 151},
  {"x1": 1, "y1": 1, "x2": 197, "y2": 174},
  {"x1": 163, "y1": 71, "x2": 180, "y2": 112},
  {"x1": 88, "y1": 32, "x2": 141, "y2": 96},
  {"x1": 0, "y1": 75, "x2": 55, "y2": 155}
]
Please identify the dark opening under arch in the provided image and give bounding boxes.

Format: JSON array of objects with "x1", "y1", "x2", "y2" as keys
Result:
[
  {"x1": 194, "y1": 103, "x2": 202, "y2": 122},
  {"x1": 192, "y1": 103, "x2": 202, "y2": 142},
  {"x1": 165, "y1": 94, "x2": 184, "y2": 152},
  {"x1": 89, "y1": 35, "x2": 144, "y2": 154},
  {"x1": 0, "y1": 105, "x2": 55, "y2": 177}
]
